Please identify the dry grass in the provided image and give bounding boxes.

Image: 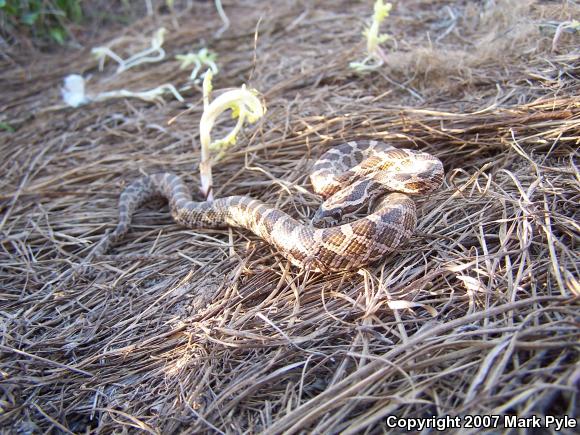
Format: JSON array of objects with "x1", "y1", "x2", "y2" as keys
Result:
[{"x1": 1, "y1": 0, "x2": 578, "y2": 433}]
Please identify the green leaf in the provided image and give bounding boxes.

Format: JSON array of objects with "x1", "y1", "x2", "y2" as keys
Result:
[
  {"x1": 69, "y1": 1, "x2": 82, "y2": 22},
  {"x1": 49, "y1": 27, "x2": 65, "y2": 44},
  {"x1": 0, "y1": 1, "x2": 7, "y2": 8},
  {"x1": 55, "y1": 0, "x2": 69, "y2": 11},
  {"x1": 0, "y1": 122, "x2": 15, "y2": 133},
  {"x1": 21, "y1": 12, "x2": 40, "y2": 26},
  {"x1": 2, "y1": 2, "x2": 17, "y2": 15}
]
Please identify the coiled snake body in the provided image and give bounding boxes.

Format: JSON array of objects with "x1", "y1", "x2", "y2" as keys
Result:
[{"x1": 90, "y1": 141, "x2": 444, "y2": 272}]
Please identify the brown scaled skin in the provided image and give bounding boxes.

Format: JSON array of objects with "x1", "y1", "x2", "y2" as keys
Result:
[{"x1": 87, "y1": 140, "x2": 443, "y2": 272}]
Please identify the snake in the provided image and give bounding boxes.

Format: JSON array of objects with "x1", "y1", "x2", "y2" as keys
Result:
[{"x1": 88, "y1": 140, "x2": 444, "y2": 272}]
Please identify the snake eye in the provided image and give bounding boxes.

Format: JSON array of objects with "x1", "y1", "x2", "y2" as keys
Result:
[
  {"x1": 312, "y1": 208, "x2": 343, "y2": 228},
  {"x1": 329, "y1": 209, "x2": 343, "y2": 223}
]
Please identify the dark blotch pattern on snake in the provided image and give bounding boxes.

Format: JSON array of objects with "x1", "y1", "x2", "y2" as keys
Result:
[{"x1": 88, "y1": 140, "x2": 444, "y2": 272}]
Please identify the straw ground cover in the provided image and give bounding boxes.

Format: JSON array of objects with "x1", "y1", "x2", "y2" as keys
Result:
[{"x1": 1, "y1": 0, "x2": 578, "y2": 433}]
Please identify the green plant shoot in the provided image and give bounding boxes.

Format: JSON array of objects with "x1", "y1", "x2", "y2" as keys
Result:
[
  {"x1": 198, "y1": 70, "x2": 265, "y2": 200},
  {"x1": 92, "y1": 28, "x2": 167, "y2": 73},
  {"x1": 176, "y1": 48, "x2": 219, "y2": 82},
  {"x1": 61, "y1": 74, "x2": 184, "y2": 107},
  {"x1": 349, "y1": 0, "x2": 392, "y2": 73}
]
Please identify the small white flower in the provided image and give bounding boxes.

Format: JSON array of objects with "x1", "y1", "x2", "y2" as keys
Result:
[{"x1": 61, "y1": 74, "x2": 89, "y2": 107}]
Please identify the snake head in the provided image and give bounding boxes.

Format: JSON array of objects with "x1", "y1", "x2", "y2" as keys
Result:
[{"x1": 312, "y1": 206, "x2": 343, "y2": 228}]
